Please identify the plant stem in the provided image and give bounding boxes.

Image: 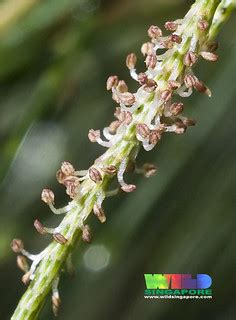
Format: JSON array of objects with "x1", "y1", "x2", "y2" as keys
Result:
[{"x1": 11, "y1": 0, "x2": 235, "y2": 319}]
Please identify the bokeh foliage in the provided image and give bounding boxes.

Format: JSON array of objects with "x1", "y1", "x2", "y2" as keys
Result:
[{"x1": 0, "y1": 0, "x2": 235, "y2": 319}]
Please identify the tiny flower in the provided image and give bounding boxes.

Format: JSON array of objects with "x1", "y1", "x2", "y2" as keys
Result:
[
  {"x1": 126, "y1": 53, "x2": 137, "y2": 70},
  {"x1": 160, "y1": 39, "x2": 173, "y2": 49},
  {"x1": 117, "y1": 80, "x2": 128, "y2": 93},
  {"x1": 164, "y1": 21, "x2": 178, "y2": 31},
  {"x1": 101, "y1": 165, "x2": 117, "y2": 175},
  {"x1": 64, "y1": 176, "x2": 80, "y2": 198},
  {"x1": 137, "y1": 72, "x2": 148, "y2": 85},
  {"x1": 34, "y1": 219, "x2": 47, "y2": 235},
  {"x1": 89, "y1": 167, "x2": 102, "y2": 183},
  {"x1": 112, "y1": 91, "x2": 120, "y2": 103},
  {"x1": 149, "y1": 130, "x2": 162, "y2": 145},
  {"x1": 194, "y1": 80, "x2": 211, "y2": 97},
  {"x1": 82, "y1": 225, "x2": 91, "y2": 243},
  {"x1": 106, "y1": 75, "x2": 118, "y2": 90},
  {"x1": 147, "y1": 25, "x2": 162, "y2": 38},
  {"x1": 52, "y1": 295, "x2": 61, "y2": 317},
  {"x1": 168, "y1": 80, "x2": 181, "y2": 90},
  {"x1": 184, "y1": 74, "x2": 197, "y2": 88},
  {"x1": 60, "y1": 161, "x2": 75, "y2": 176},
  {"x1": 11, "y1": 239, "x2": 24, "y2": 253},
  {"x1": 175, "y1": 126, "x2": 186, "y2": 134},
  {"x1": 145, "y1": 54, "x2": 157, "y2": 69},
  {"x1": 136, "y1": 123, "x2": 150, "y2": 139},
  {"x1": 207, "y1": 41, "x2": 218, "y2": 52},
  {"x1": 144, "y1": 79, "x2": 157, "y2": 93},
  {"x1": 141, "y1": 42, "x2": 154, "y2": 56},
  {"x1": 121, "y1": 184, "x2": 136, "y2": 193},
  {"x1": 170, "y1": 34, "x2": 182, "y2": 44},
  {"x1": 169, "y1": 102, "x2": 184, "y2": 116},
  {"x1": 41, "y1": 189, "x2": 55, "y2": 205},
  {"x1": 93, "y1": 203, "x2": 106, "y2": 223},
  {"x1": 88, "y1": 129, "x2": 100, "y2": 142},
  {"x1": 22, "y1": 271, "x2": 31, "y2": 285},
  {"x1": 53, "y1": 233, "x2": 68, "y2": 245},
  {"x1": 143, "y1": 163, "x2": 157, "y2": 178},
  {"x1": 56, "y1": 170, "x2": 67, "y2": 184},
  {"x1": 108, "y1": 120, "x2": 121, "y2": 134},
  {"x1": 17, "y1": 255, "x2": 29, "y2": 273},
  {"x1": 183, "y1": 51, "x2": 198, "y2": 67},
  {"x1": 200, "y1": 51, "x2": 218, "y2": 61},
  {"x1": 160, "y1": 89, "x2": 172, "y2": 102},
  {"x1": 198, "y1": 19, "x2": 209, "y2": 31},
  {"x1": 119, "y1": 92, "x2": 136, "y2": 106},
  {"x1": 114, "y1": 107, "x2": 121, "y2": 119},
  {"x1": 118, "y1": 111, "x2": 132, "y2": 124},
  {"x1": 182, "y1": 118, "x2": 196, "y2": 126}
]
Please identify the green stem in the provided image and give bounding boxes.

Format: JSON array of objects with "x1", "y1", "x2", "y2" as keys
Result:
[{"x1": 11, "y1": 0, "x2": 235, "y2": 319}]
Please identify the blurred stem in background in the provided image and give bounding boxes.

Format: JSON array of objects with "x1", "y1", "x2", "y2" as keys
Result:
[{"x1": 8, "y1": 0, "x2": 236, "y2": 319}]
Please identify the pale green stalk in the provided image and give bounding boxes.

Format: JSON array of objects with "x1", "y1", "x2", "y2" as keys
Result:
[{"x1": 11, "y1": 1, "x2": 235, "y2": 319}]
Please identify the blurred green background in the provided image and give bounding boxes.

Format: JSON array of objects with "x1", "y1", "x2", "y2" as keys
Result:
[{"x1": 0, "y1": 0, "x2": 236, "y2": 319}]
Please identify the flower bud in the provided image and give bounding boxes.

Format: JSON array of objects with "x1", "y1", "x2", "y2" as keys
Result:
[
  {"x1": 169, "y1": 102, "x2": 184, "y2": 116},
  {"x1": 194, "y1": 80, "x2": 211, "y2": 97},
  {"x1": 52, "y1": 295, "x2": 61, "y2": 317},
  {"x1": 160, "y1": 89, "x2": 172, "y2": 101},
  {"x1": 108, "y1": 120, "x2": 121, "y2": 134},
  {"x1": 184, "y1": 74, "x2": 197, "y2": 88},
  {"x1": 89, "y1": 167, "x2": 102, "y2": 183},
  {"x1": 17, "y1": 255, "x2": 29, "y2": 272},
  {"x1": 144, "y1": 79, "x2": 157, "y2": 93},
  {"x1": 200, "y1": 51, "x2": 218, "y2": 61},
  {"x1": 121, "y1": 184, "x2": 136, "y2": 193},
  {"x1": 112, "y1": 91, "x2": 120, "y2": 103},
  {"x1": 145, "y1": 54, "x2": 157, "y2": 69},
  {"x1": 82, "y1": 225, "x2": 91, "y2": 243},
  {"x1": 56, "y1": 170, "x2": 67, "y2": 184},
  {"x1": 175, "y1": 126, "x2": 186, "y2": 134},
  {"x1": 141, "y1": 42, "x2": 154, "y2": 56},
  {"x1": 149, "y1": 130, "x2": 161, "y2": 145},
  {"x1": 106, "y1": 75, "x2": 118, "y2": 90},
  {"x1": 160, "y1": 39, "x2": 174, "y2": 49},
  {"x1": 147, "y1": 25, "x2": 162, "y2": 38},
  {"x1": 41, "y1": 189, "x2": 55, "y2": 205},
  {"x1": 11, "y1": 239, "x2": 24, "y2": 253},
  {"x1": 143, "y1": 163, "x2": 157, "y2": 178},
  {"x1": 119, "y1": 92, "x2": 136, "y2": 106},
  {"x1": 168, "y1": 80, "x2": 181, "y2": 90},
  {"x1": 136, "y1": 123, "x2": 150, "y2": 139},
  {"x1": 117, "y1": 80, "x2": 128, "y2": 93},
  {"x1": 126, "y1": 53, "x2": 137, "y2": 70},
  {"x1": 88, "y1": 129, "x2": 100, "y2": 142},
  {"x1": 34, "y1": 219, "x2": 47, "y2": 235},
  {"x1": 183, "y1": 51, "x2": 198, "y2": 67},
  {"x1": 102, "y1": 165, "x2": 117, "y2": 175},
  {"x1": 198, "y1": 19, "x2": 209, "y2": 31},
  {"x1": 207, "y1": 41, "x2": 218, "y2": 52},
  {"x1": 64, "y1": 176, "x2": 80, "y2": 198},
  {"x1": 60, "y1": 161, "x2": 75, "y2": 176},
  {"x1": 22, "y1": 271, "x2": 31, "y2": 285},
  {"x1": 170, "y1": 34, "x2": 182, "y2": 44},
  {"x1": 118, "y1": 111, "x2": 132, "y2": 124},
  {"x1": 164, "y1": 21, "x2": 178, "y2": 31},
  {"x1": 53, "y1": 233, "x2": 68, "y2": 245},
  {"x1": 137, "y1": 72, "x2": 148, "y2": 85},
  {"x1": 93, "y1": 203, "x2": 106, "y2": 223},
  {"x1": 182, "y1": 118, "x2": 196, "y2": 126}
]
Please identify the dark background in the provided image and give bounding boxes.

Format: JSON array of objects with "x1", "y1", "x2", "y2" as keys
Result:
[{"x1": 0, "y1": 0, "x2": 235, "y2": 319}]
